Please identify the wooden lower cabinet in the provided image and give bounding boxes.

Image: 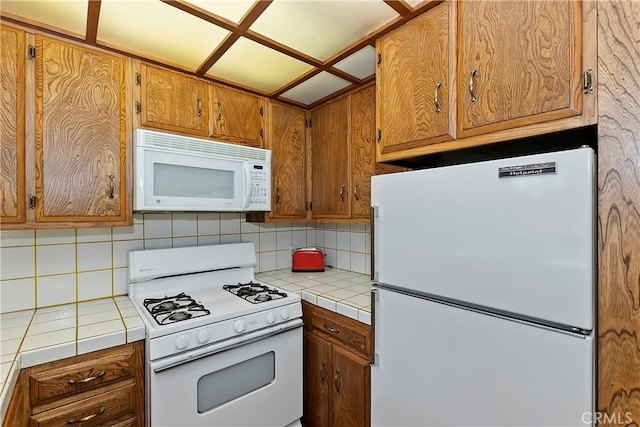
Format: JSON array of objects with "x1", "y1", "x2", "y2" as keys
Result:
[
  {"x1": 3, "y1": 341, "x2": 144, "y2": 427},
  {"x1": 303, "y1": 302, "x2": 370, "y2": 427}
]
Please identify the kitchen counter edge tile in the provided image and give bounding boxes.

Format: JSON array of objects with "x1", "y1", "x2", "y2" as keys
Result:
[
  {"x1": 0, "y1": 296, "x2": 145, "y2": 424},
  {"x1": 256, "y1": 268, "x2": 372, "y2": 325}
]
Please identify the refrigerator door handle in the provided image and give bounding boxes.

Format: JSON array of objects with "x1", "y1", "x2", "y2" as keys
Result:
[
  {"x1": 371, "y1": 288, "x2": 379, "y2": 366},
  {"x1": 371, "y1": 206, "x2": 379, "y2": 281}
]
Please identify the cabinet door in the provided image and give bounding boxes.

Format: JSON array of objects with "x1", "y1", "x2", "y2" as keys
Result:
[
  {"x1": 311, "y1": 97, "x2": 350, "y2": 219},
  {"x1": 304, "y1": 331, "x2": 330, "y2": 427},
  {"x1": 0, "y1": 26, "x2": 26, "y2": 223},
  {"x1": 457, "y1": 0, "x2": 582, "y2": 138},
  {"x1": 350, "y1": 85, "x2": 375, "y2": 220},
  {"x1": 268, "y1": 102, "x2": 308, "y2": 220},
  {"x1": 140, "y1": 64, "x2": 208, "y2": 136},
  {"x1": 35, "y1": 36, "x2": 127, "y2": 222},
  {"x1": 331, "y1": 345, "x2": 370, "y2": 427},
  {"x1": 376, "y1": 0, "x2": 454, "y2": 159},
  {"x1": 210, "y1": 85, "x2": 263, "y2": 147}
]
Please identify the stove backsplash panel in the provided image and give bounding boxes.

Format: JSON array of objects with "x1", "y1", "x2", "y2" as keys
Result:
[{"x1": 0, "y1": 214, "x2": 370, "y2": 313}]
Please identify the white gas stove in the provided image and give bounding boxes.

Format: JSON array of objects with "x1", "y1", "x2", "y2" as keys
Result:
[{"x1": 128, "y1": 242, "x2": 303, "y2": 427}]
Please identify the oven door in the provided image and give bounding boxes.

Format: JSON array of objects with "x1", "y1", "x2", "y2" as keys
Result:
[{"x1": 148, "y1": 320, "x2": 303, "y2": 427}]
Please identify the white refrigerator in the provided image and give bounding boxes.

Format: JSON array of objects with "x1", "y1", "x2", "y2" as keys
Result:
[{"x1": 370, "y1": 147, "x2": 595, "y2": 426}]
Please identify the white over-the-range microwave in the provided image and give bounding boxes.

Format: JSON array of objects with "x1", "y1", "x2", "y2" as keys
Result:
[{"x1": 134, "y1": 129, "x2": 271, "y2": 212}]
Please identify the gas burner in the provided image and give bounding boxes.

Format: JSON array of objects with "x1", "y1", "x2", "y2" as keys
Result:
[
  {"x1": 224, "y1": 282, "x2": 287, "y2": 304},
  {"x1": 143, "y1": 292, "x2": 211, "y2": 325}
]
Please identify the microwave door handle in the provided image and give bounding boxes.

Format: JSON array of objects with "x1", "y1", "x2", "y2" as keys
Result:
[{"x1": 243, "y1": 163, "x2": 251, "y2": 209}]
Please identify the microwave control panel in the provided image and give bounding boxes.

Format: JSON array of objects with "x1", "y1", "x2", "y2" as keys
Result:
[{"x1": 250, "y1": 164, "x2": 270, "y2": 207}]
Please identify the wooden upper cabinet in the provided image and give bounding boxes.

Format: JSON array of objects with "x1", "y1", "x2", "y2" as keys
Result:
[
  {"x1": 0, "y1": 26, "x2": 26, "y2": 224},
  {"x1": 35, "y1": 35, "x2": 127, "y2": 223},
  {"x1": 376, "y1": 0, "x2": 454, "y2": 157},
  {"x1": 311, "y1": 97, "x2": 350, "y2": 219},
  {"x1": 210, "y1": 85, "x2": 263, "y2": 147},
  {"x1": 268, "y1": 102, "x2": 308, "y2": 220},
  {"x1": 457, "y1": 0, "x2": 583, "y2": 138},
  {"x1": 139, "y1": 64, "x2": 208, "y2": 136},
  {"x1": 350, "y1": 85, "x2": 376, "y2": 220}
]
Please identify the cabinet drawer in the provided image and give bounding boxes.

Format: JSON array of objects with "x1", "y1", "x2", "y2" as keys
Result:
[
  {"x1": 30, "y1": 379, "x2": 136, "y2": 427},
  {"x1": 303, "y1": 302, "x2": 371, "y2": 359},
  {"x1": 29, "y1": 343, "x2": 138, "y2": 407}
]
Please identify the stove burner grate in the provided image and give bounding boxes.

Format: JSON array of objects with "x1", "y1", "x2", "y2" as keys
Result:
[
  {"x1": 223, "y1": 281, "x2": 287, "y2": 304},
  {"x1": 143, "y1": 292, "x2": 210, "y2": 325}
]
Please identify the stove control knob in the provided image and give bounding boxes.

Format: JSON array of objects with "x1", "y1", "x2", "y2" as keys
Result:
[
  {"x1": 280, "y1": 308, "x2": 290, "y2": 320},
  {"x1": 266, "y1": 312, "x2": 275, "y2": 324},
  {"x1": 233, "y1": 319, "x2": 246, "y2": 334},
  {"x1": 176, "y1": 334, "x2": 189, "y2": 350},
  {"x1": 197, "y1": 329, "x2": 210, "y2": 344}
]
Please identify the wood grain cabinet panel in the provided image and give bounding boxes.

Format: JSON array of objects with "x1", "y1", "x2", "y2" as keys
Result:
[
  {"x1": 457, "y1": 0, "x2": 582, "y2": 138},
  {"x1": 350, "y1": 85, "x2": 378, "y2": 220},
  {"x1": 303, "y1": 302, "x2": 370, "y2": 427},
  {"x1": 34, "y1": 35, "x2": 127, "y2": 223},
  {"x1": 0, "y1": 25, "x2": 26, "y2": 224},
  {"x1": 376, "y1": 0, "x2": 596, "y2": 162},
  {"x1": 267, "y1": 102, "x2": 308, "y2": 220},
  {"x1": 376, "y1": 0, "x2": 454, "y2": 157},
  {"x1": 210, "y1": 84, "x2": 263, "y2": 148},
  {"x1": 139, "y1": 63, "x2": 208, "y2": 136},
  {"x1": 310, "y1": 97, "x2": 350, "y2": 220},
  {"x1": 2, "y1": 342, "x2": 144, "y2": 427},
  {"x1": 304, "y1": 331, "x2": 331, "y2": 427}
]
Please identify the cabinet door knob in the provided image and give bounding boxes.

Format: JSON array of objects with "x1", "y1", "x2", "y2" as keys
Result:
[{"x1": 469, "y1": 68, "x2": 478, "y2": 104}]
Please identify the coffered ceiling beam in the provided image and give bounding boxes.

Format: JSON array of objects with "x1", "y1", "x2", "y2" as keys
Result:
[{"x1": 85, "y1": 0, "x2": 101, "y2": 44}]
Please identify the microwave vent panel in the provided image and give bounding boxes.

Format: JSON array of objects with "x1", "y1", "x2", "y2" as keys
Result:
[{"x1": 135, "y1": 129, "x2": 270, "y2": 162}]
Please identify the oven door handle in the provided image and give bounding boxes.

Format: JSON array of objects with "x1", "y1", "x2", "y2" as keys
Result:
[{"x1": 152, "y1": 318, "x2": 303, "y2": 373}]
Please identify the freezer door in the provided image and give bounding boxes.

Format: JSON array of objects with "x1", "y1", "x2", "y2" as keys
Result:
[
  {"x1": 371, "y1": 288, "x2": 594, "y2": 427},
  {"x1": 371, "y1": 147, "x2": 595, "y2": 330}
]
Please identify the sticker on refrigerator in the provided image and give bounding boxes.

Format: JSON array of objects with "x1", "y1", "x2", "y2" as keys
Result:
[{"x1": 498, "y1": 162, "x2": 557, "y2": 178}]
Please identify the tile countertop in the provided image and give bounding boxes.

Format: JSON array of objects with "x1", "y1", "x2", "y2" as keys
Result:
[
  {"x1": 0, "y1": 268, "x2": 372, "y2": 424},
  {"x1": 256, "y1": 268, "x2": 373, "y2": 325},
  {"x1": 0, "y1": 296, "x2": 144, "y2": 423}
]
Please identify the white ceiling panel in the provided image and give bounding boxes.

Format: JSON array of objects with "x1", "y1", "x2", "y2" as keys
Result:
[
  {"x1": 206, "y1": 37, "x2": 313, "y2": 94},
  {"x1": 97, "y1": 0, "x2": 230, "y2": 70},
  {"x1": 333, "y1": 46, "x2": 376, "y2": 79},
  {"x1": 405, "y1": 0, "x2": 427, "y2": 8},
  {"x1": 249, "y1": 0, "x2": 398, "y2": 61},
  {"x1": 0, "y1": 0, "x2": 88, "y2": 38},
  {"x1": 183, "y1": 0, "x2": 255, "y2": 24},
  {"x1": 280, "y1": 71, "x2": 351, "y2": 105}
]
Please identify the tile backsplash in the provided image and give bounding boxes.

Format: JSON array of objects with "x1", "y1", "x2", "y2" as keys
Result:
[{"x1": 0, "y1": 214, "x2": 370, "y2": 313}]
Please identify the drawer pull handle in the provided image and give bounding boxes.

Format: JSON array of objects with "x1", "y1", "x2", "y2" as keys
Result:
[
  {"x1": 323, "y1": 323, "x2": 340, "y2": 334},
  {"x1": 67, "y1": 370, "x2": 106, "y2": 385},
  {"x1": 275, "y1": 186, "x2": 281, "y2": 204},
  {"x1": 320, "y1": 361, "x2": 327, "y2": 383},
  {"x1": 434, "y1": 81, "x2": 442, "y2": 114},
  {"x1": 334, "y1": 370, "x2": 342, "y2": 393},
  {"x1": 354, "y1": 182, "x2": 360, "y2": 201},
  {"x1": 340, "y1": 184, "x2": 345, "y2": 202},
  {"x1": 67, "y1": 406, "x2": 105, "y2": 424}
]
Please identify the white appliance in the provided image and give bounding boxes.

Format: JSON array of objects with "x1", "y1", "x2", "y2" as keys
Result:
[
  {"x1": 370, "y1": 147, "x2": 596, "y2": 426},
  {"x1": 134, "y1": 129, "x2": 271, "y2": 212},
  {"x1": 128, "y1": 242, "x2": 302, "y2": 427}
]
